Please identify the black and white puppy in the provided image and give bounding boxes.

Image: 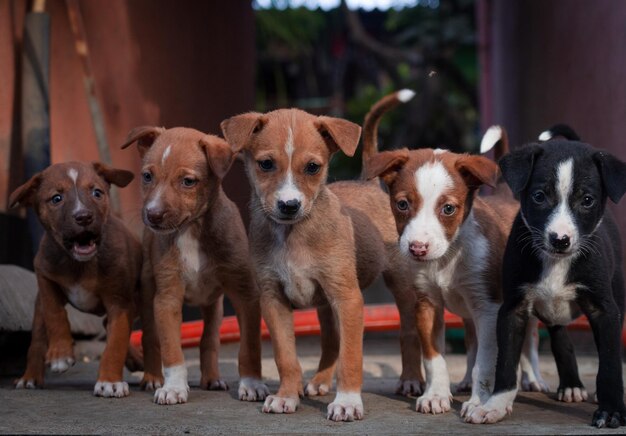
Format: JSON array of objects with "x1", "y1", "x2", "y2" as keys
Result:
[{"x1": 466, "y1": 131, "x2": 626, "y2": 428}]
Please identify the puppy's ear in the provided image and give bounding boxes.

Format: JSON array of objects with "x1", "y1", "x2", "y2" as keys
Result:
[
  {"x1": 593, "y1": 151, "x2": 626, "y2": 203},
  {"x1": 499, "y1": 145, "x2": 543, "y2": 198},
  {"x1": 456, "y1": 154, "x2": 499, "y2": 189},
  {"x1": 364, "y1": 150, "x2": 409, "y2": 185},
  {"x1": 199, "y1": 135, "x2": 234, "y2": 180},
  {"x1": 315, "y1": 116, "x2": 362, "y2": 157},
  {"x1": 220, "y1": 113, "x2": 266, "y2": 153},
  {"x1": 92, "y1": 162, "x2": 134, "y2": 187},
  {"x1": 8, "y1": 173, "x2": 43, "y2": 208},
  {"x1": 120, "y1": 126, "x2": 165, "y2": 158}
]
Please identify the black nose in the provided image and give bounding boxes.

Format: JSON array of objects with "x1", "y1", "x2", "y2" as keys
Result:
[
  {"x1": 73, "y1": 210, "x2": 93, "y2": 226},
  {"x1": 549, "y1": 232, "x2": 570, "y2": 251},
  {"x1": 146, "y1": 208, "x2": 165, "y2": 225},
  {"x1": 277, "y1": 199, "x2": 301, "y2": 216}
]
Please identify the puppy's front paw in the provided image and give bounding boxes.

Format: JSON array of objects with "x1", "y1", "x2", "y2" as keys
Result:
[
  {"x1": 140, "y1": 373, "x2": 163, "y2": 391},
  {"x1": 15, "y1": 377, "x2": 41, "y2": 390},
  {"x1": 93, "y1": 381, "x2": 129, "y2": 398},
  {"x1": 455, "y1": 378, "x2": 472, "y2": 393},
  {"x1": 416, "y1": 389, "x2": 452, "y2": 414},
  {"x1": 201, "y1": 378, "x2": 229, "y2": 391},
  {"x1": 154, "y1": 385, "x2": 189, "y2": 405},
  {"x1": 305, "y1": 380, "x2": 331, "y2": 396},
  {"x1": 464, "y1": 392, "x2": 514, "y2": 424},
  {"x1": 262, "y1": 394, "x2": 299, "y2": 414},
  {"x1": 326, "y1": 392, "x2": 364, "y2": 422},
  {"x1": 592, "y1": 408, "x2": 626, "y2": 428},
  {"x1": 395, "y1": 379, "x2": 423, "y2": 397},
  {"x1": 48, "y1": 356, "x2": 75, "y2": 373},
  {"x1": 238, "y1": 377, "x2": 269, "y2": 401},
  {"x1": 461, "y1": 396, "x2": 481, "y2": 417},
  {"x1": 557, "y1": 386, "x2": 587, "y2": 403},
  {"x1": 521, "y1": 371, "x2": 550, "y2": 392}
]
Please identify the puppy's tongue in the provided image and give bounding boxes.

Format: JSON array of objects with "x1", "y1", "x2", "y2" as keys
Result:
[{"x1": 73, "y1": 240, "x2": 96, "y2": 256}]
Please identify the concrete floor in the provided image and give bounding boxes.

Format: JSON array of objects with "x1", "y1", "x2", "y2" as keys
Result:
[{"x1": 1, "y1": 333, "x2": 625, "y2": 435}]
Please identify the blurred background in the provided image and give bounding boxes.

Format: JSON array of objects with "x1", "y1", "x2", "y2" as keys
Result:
[{"x1": 1, "y1": 0, "x2": 625, "y2": 365}]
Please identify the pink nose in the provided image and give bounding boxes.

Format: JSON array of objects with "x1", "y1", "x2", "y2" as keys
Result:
[{"x1": 409, "y1": 241, "x2": 429, "y2": 257}]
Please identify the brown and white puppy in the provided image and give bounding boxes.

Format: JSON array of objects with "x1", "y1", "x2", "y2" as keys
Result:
[
  {"x1": 363, "y1": 90, "x2": 531, "y2": 417},
  {"x1": 9, "y1": 161, "x2": 140, "y2": 398},
  {"x1": 121, "y1": 127, "x2": 267, "y2": 405},
  {"x1": 221, "y1": 109, "x2": 415, "y2": 421}
]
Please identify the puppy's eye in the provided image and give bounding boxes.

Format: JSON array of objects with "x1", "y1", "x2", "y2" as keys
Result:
[
  {"x1": 142, "y1": 172, "x2": 153, "y2": 183},
  {"x1": 257, "y1": 159, "x2": 275, "y2": 172},
  {"x1": 442, "y1": 204, "x2": 456, "y2": 216},
  {"x1": 92, "y1": 189, "x2": 104, "y2": 199},
  {"x1": 305, "y1": 162, "x2": 321, "y2": 175},
  {"x1": 51, "y1": 194, "x2": 63, "y2": 205},
  {"x1": 182, "y1": 177, "x2": 197, "y2": 188},
  {"x1": 582, "y1": 195, "x2": 595, "y2": 208},
  {"x1": 396, "y1": 199, "x2": 409, "y2": 211},
  {"x1": 532, "y1": 190, "x2": 546, "y2": 204}
]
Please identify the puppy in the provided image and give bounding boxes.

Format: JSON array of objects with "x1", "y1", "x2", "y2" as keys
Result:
[
  {"x1": 121, "y1": 127, "x2": 267, "y2": 405},
  {"x1": 221, "y1": 108, "x2": 415, "y2": 421},
  {"x1": 466, "y1": 131, "x2": 626, "y2": 428},
  {"x1": 9, "y1": 161, "x2": 140, "y2": 398},
  {"x1": 363, "y1": 90, "x2": 545, "y2": 416}
]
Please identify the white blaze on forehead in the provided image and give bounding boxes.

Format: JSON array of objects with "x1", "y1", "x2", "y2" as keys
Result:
[
  {"x1": 276, "y1": 127, "x2": 303, "y2": 203},
  {"x1": 400, "y1": 160, "x2": 453, "y2": 259},
  {"x1": 67, "y1": 168, "x2": 78, "y2": 183},
  {"x1": 162, "y1": 145, "x2": 172, "y2": 164},
  {"x1": 67, "y1": 168, "x2": 86, "y2": 213},
  {"x1": 546, "y1": 158, "x2": 577, "y2": 243}
]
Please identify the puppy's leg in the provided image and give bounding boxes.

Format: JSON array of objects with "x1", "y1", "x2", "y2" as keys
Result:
[
  {"x1": 139, "y1": 262, "x2": 163, "y2": 391},
  {"x1": 199, "y1": 295, "x2": 228, "y2": 391},
  {"x1": 457, "y1": 318, "x2": 476, "y2": 393},
  {"x1": 15, "y1": 293, "x2": 47, "y2": 389},
  {"x1": 520, "y1": 317, "x2": 549, "y2": 392},
  {"x1": 461, "y1": 303, "x2": 499, "y2": 417},
  {"x1": 37, "y1": 275, "x2": 75, "y2": 373},
  {"x1": 153, "y1": 286, "x2": 188, "y2": 405},
  {"x1": 305, "y1": 304, "x2": 338, "y2": 397},
  {"x1": 465, "y1": 301, "x2": 527, "y2": 424},
  {"x1": 261, "y1": 290, "x2": 302, "y2": 414},
  {"x1": 415, "y1": 296, "x2": 452, "y2": 414},
  {"x1": 93, "y1": 305, "x2": 132, "y2": 398},
  {"x1": 547, "y1": 325, "x2": 586, "y2": 403},
  {"x1": 226, "y1": 281, "x2": 268, "y2": 402},
  {"x1": 326, "y1": 289, "x2": 364, "y2": 421}
]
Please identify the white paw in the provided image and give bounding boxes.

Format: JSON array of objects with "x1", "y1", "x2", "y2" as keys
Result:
[
  {"x1": 326, "y1": 392, "x2": 364, "y2": 422},
  {"x1": 464, "y1": 390, "x2": 515, "y2": 424},
  {"x1": 15, "y1": 378, "x2": 38, "y2": 389},
  {"x1": 93, "y1": 381, "x2": 129, "y2": 398},
  {"x1": 238, "y1": 377, "x2": 269, "y2": 401},
  {"x1": 305, "y1": 381, "x2": 330, "y2": 396},
  {"x1": 395, "y1": 379, "x2": 423, "y2": 396},
  {"x1": 154, "y1": 385, "x2": 189, "y2": 405},
  {"x1": 262, "y1": 395, "x2": 299, "y2": 413},
  {"x1": 50, "y1": 357, "x2": 75, "y2": 373},
  {"x1": 557, "y1": 387, "x2": 587, "y2": 403},
  {"x1": 416, "y1": 389, "x2": 452, "y2": 414},
  {"x1": 461, "y1": 396, "x2": 481, "y2": 417}
]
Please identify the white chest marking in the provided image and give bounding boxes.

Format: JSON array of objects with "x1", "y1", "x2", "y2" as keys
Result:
[
  {"x1": 66, "y1": 284, "x2": 101, "y2": 312},
  {"x1": 162, "y1": 145, "x2": 172, "y2": 164},
  {"x1": 177, "y1": 229, "x2": 205, "y2": 283}
]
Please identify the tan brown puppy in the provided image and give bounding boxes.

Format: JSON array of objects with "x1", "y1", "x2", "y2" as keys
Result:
[
  {"x1": 121, "y1": 127, "x2": 267, "y2": 405},
  {"x1": 9, "y1": 161, "x2": 140, "y2": 398},
  {"x1": 221, "y1": 109, "x2": 415, "y2": 421}
]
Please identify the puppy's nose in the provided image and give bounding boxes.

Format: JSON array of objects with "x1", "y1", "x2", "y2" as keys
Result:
[
  {"x1": 277, "y1": 199, "x2": 301, "y2": 216},
  {"x1": 146, "y1": 208, "x2": 165, "y2": 225},
  {"x1": 409, "y1": 241, "x2": 429, "y2": 257},
  {"x1": 73, "y1": 210, "x2": 93, "y2": 226},
  {"x1": 549, "y1": 232, "x2": 570, "y2": 251}
]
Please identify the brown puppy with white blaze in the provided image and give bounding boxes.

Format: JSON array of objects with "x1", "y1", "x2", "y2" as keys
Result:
[
  {"x1": 221, "y1": 109, "x2": 413, "y2": 421},
  {"x1": 9, "y1": 161, "x2": 140, "y2": 397},
  {"x1": 121, "y1": 127, "x2": 268, "y2": 405},
  {"x1": 364, "y1": 90, "x2": 520, "y2": 416}
]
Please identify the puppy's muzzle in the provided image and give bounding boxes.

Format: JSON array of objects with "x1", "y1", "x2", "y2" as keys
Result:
[
  {"x1": 549, "y1": 232, "x2": 571, "y2": 252},
  {"x1": 73, "y1": 210, "x2": 93, "y2": 227},
  {"x1": 409, "y1": 241, "x2": 429, "y2": 259},
  {"x1": 145, "y1": 207, "x2": 166, "y2": 226},
  {"x1": 277, "y1": 199, "x2": 301, "y2": 217}
]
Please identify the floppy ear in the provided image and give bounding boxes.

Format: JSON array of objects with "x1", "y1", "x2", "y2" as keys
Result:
[
  {"x1": 220, "y1": 112, "x2": 266, "y2": 153},
  {"x1": 314, "y1": 116, "x2": 362, "y2": 157},
  {"x1": 455, "y1": 154, "x2": 499, "y2": 189},
  {"x1": 8, "y1": 172, "x2": 43, "y2": 208},
  {"x1": 499, "y1": 144, "x2": 543, "y2": 198},
  {"x1": 199, "y1": 135, "x2": 234, "y2": 180},
  {"x1": 92, "y1": 162, "x2": 134, "y2": 188},
  {"x1": 363, "y1": 150, "x2": 410, "y2": 185},
  {"x1": 120, "y1": 126, "x2": 165, "y2": 158},
  {"x1": 593, "y1": 151, "x2": 626, "y2": 203}
]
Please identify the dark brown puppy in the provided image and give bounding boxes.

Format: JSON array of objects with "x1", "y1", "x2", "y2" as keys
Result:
[{"x1": 9, "y1": 161, "x2": 140, "y2": 398}]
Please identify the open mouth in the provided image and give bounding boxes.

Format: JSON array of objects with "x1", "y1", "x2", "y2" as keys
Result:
[{"x1": 69, "y1": 232, "x2": 99, "y2": 260}]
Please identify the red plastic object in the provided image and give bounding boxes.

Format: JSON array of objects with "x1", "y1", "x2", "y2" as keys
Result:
[{"x1": 130, "y1": 303, "x2": 615, "y2": 350}]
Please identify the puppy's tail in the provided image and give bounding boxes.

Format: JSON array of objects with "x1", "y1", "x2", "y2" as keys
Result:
[
  {"x1": 479, "y1": 125, "x2": 509, "y2": 162},
  {"x1": 538, "y1": 124, "x2": 581, "y2": 141},
  {"x1": 361, "y1": 89, "x2": 415, "y2": 177}
]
